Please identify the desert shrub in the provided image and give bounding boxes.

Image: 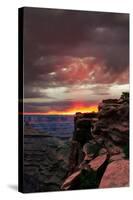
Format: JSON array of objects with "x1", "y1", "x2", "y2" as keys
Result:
[{"x1": 121, "y1": 92, "x2": 129, "y2": 101}]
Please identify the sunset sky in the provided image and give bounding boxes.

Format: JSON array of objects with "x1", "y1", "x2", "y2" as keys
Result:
[{"x1": 23, "y1": 7, "x2": 129, "y2": 115}]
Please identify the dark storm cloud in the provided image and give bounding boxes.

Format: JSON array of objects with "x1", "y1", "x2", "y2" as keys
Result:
[
  {"x1": 23, "y1": 7, "x2": 129, "y2": 111},
  {"x1": 24, "y1": 8, "x2": 129, "y2": 83}
]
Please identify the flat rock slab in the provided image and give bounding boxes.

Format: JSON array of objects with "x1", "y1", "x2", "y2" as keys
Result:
[
  {"x1": 89, "y1": 154, "x2": 107, "y2": 171},
  {"x1": 99, "y1": 159, "x2": 129, "y2": 188}
]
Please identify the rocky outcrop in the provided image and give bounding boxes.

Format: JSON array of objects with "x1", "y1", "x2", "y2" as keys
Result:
[
  {"x1": 68, "y1": 112, "x2": 98, "y2": 175},
  {"x1": 61, "y1": 92, "x2": 129, "y2": 190},
  {"x1": 93, "y1": 92, "x2": 129, "y2": 157}
]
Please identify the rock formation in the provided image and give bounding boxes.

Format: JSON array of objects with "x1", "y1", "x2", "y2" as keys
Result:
[
  {"x1": 23, "y1": 92, "x2": 129, "y2": 192},
  {"x1": 61, "y1": 92, "x2": 129, "y2": 190}
]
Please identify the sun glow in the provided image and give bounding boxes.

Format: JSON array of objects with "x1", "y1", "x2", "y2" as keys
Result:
[
  {"x1": 46, "y1": 105, "x2": 98, "y2": 115},
  {"x1": 22, "y1": 105, "x2": 98, "y2": 115}
]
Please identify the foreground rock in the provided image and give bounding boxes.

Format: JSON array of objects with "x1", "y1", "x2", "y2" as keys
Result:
[
  {"x1": 61, "y1": 92, "x2": 129, "y2": 190},
  {"x1": 61, "y1": 154, "x2": 109, "y2": 190},
  {"x1": 99, "y1": 160, "x2": 129, "y2": 188}
]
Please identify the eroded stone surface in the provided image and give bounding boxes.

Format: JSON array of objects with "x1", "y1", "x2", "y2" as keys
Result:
[{"x1": 99, "y1": 160, "x2": 129, "y2": 188}]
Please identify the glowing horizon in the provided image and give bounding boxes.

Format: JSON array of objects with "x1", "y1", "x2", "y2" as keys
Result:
[{"x1": 21, "y1": 105, "x2": 98, "y2": 115}]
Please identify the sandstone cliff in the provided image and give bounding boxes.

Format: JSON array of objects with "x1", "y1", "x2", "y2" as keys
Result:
[{"x1": 61, "y1": 92, "x2": 129, "y2": 190}]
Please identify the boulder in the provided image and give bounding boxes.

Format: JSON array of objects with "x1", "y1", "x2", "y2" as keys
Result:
[{"x1": 99, "y1": 160, "x2": 129, "y2": 188}]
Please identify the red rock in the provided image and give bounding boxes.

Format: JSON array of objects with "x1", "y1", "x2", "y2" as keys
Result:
[
  {"x1": 89, "y1": 154, "x2": 107, "y2": 171},
  {"x1": 61, "y1": 170, "x2": 81, "y2": 190},
  {"x1": 99, "y1": 159, "x2": 129, "y2": 188},
  {"x1": 61, "y1": 154, "x2": 108, "y2": 190},
  {"x1": 110, "y1": 153, "x2": 125, "y2": 162}
]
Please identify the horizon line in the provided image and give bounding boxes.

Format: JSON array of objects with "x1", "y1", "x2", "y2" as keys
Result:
[{"x1": 19, "y1": 111, "x2": 98, "y2": 116}]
